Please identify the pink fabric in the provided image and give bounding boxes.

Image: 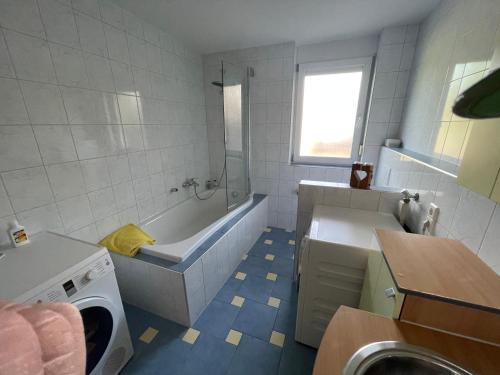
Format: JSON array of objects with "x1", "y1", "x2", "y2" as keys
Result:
[{"x1": 0, "y1": 300, "x2": 86, "y2": 375}]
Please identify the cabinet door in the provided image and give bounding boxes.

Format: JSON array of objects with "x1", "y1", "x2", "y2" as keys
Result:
[
  {"x1": 458, "y1": 119, "x2": 500, "y2": 203},
  {"x1": 359, "y1": 251, "x2": 404, "y2": 318},
  {"x1": 358, "y1": 250, "x2": 382, "y2": 312}
]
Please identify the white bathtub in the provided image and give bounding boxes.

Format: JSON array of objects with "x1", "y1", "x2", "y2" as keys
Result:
[{"x1": 140, "y1": 190, "x2": 253, "y2": 263}]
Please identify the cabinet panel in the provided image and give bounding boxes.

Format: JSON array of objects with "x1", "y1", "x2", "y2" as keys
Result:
[
  {"x1": 359, "y1": 251, "x2": 404, "y2": 318},
  {"x1": 458, "y1": 119, "x2": 500, "y2": 203}
]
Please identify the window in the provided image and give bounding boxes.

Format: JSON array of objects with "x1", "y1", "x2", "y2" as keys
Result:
[{"x1": 292, "y1": 57, "x2": 373, "y2": 166}]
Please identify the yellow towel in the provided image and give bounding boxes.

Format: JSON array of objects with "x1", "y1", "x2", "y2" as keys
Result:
[{"x1": 99, "y1": 224, "x2": 155, "y2": 257}]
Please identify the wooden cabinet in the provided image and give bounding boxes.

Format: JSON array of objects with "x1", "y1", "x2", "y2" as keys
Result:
[
  {"x1": 458, "y1": 119, "x2": 500, "y2": 203},
  {"x1": 358, "y1": 251, "x2": 404, "y2": 318}
]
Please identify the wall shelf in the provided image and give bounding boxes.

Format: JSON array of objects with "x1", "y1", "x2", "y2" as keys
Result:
[{"x1": 384, "y1": 147, "x2": 458, "y2": 178}]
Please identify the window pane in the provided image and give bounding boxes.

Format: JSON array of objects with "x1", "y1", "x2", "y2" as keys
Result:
[{"x1": 299, "y1": 71, "x2": 363, "y2": 158}]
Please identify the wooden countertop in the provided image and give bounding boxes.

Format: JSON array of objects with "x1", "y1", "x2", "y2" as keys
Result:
[
  {"x1": 313, "y1": 306, "x2": 500, "y2": 375},
  {"x1": 376, "y1": 229, "x2": 500, "y2": 313}
]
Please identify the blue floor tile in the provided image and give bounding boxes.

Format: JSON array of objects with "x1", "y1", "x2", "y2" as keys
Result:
[
  {"x1": 272, "y1": 244, "x2": 295, "y2": 260},
  {"x1": 194, "y1": 300, "x2": 240, "y2": 339},
  {"x1": 238, "y1": 274, "x2": 275, "y2": 303},
  {"x1": 270, "y1": 257, "x2": 294, "y2": 278},
  {"x1": 121, "y1": 227, "x2": 315, "y2": 375},
  {"x1": 232, "y1": 299, "x2": 278, "y2": 341},
  {"x1": 271, "y1": 277, "x2": 298, "y2": 302},
  {"x1": 278, "y1": 337, "x2": 317, "y2": 375},
  {"x1": 249, "y1": 242, "x2": 271, "y2": 257},
  {"x1": 227, "y1": 335, "x2": 282, "y2": 375},
  {"x1": 215, "y1": 277, "x2": 243, "y2": 303},
  {"x1": 274, "y1": 300, "x2": 297, "y2": 335},
  {"x1": 237, "y1": 255, "x2": 272, "y2": 277},
  {"x1": 122, "y1": 337, "x2": 192, "y2": 375},
  {"x1": 188, "y1": 332, "x2": 236, "y2": 375}
]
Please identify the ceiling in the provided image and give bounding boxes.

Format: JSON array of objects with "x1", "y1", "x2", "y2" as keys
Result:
[{"x1": 113, "y1": 0, "x2": 441, "y2": 54}]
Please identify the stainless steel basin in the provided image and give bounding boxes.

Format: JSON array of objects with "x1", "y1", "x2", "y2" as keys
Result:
[{"x1": 343, "y1": 341, "x2": 474, "y2": 375}]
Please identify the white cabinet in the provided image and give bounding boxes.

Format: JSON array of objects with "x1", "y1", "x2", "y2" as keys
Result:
[{"x1": 295, "y1": 205, "x2": 403, "y2": 348}]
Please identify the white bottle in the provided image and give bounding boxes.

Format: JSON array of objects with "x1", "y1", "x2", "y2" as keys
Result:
[{"x1": 8, "y1": 220, "x2": 30, "y2": 247}]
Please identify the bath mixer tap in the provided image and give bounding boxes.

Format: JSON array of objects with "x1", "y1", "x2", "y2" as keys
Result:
[
  {"x1": 401, "y1": 189, "x2": 419, "y2": 202},
  {"x1": 182, "y1": 178, "x2": 199, "y2": 188}
]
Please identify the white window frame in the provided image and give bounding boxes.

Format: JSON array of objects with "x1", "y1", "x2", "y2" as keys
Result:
[{"x1": 292, "y1": 56, "x2": 373, "y2": 166}]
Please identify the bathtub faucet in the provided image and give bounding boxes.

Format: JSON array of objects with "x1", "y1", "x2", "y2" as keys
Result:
[{"x1": 182, "y1": 178, "x2": 199, "y2": 188}]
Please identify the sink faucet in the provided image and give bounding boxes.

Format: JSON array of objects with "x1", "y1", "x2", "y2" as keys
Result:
[
  {"x1": 182, "y1": 178, "x2": 199, "y2": 188},
  {"x1": 401, "y1": 189, "x2": 419, "y2": 202}
]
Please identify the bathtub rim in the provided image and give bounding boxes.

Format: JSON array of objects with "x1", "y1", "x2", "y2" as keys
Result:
[{"x1": 140, "y1": 192, "x2": 254, "y2": 263}]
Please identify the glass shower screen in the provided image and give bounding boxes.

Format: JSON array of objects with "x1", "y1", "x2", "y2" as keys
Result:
[{"x1": 222, "y1": 62, "x2": 251, "y2": 210}]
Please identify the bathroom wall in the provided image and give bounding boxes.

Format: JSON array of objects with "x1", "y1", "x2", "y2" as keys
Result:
[
  {"x1": 372, "y1": 0, "x2": 500, "y2": 275},
  {"x1": 399, "y1": 0, "x2": 500, "y2": 163},
  {"x1": 361, "y1": 25, "x2": 418, "y2": 165},
  {"x1": 0, "y1": 0, "x2": 209, "y2": 247},
  {"x1": 203, "y1": 29, "x2": 418, "y2": 230},
  {"x1": 204, "y1": 42, "x2": 353, "y2": 230}
]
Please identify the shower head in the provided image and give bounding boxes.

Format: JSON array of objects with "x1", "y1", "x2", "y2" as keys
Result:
[{"x1": 211, "y1": 81, "x2": 223, "y2": 88}]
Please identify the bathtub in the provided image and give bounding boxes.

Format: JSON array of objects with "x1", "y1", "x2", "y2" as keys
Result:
[{"x1": 140, "y1": 190, "x2": 253, "y2": 263}]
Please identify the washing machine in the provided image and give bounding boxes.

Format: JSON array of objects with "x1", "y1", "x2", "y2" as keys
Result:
[{"x1": 0, "y1": 231, "x2": 134, "y2": 375}]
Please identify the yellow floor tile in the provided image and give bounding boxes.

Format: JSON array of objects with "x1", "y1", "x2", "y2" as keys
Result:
[
  {"x1": 288, "y1": 240, "x2": 295, "y2": 245},
  {"x1": 270, "y1": 331, "x2": 285, "y2": 348},
  {"x1": 265, "y1": 254, "x2": 275, "y2": 261},
  {"x1": 242, "y1": 254, "x2": 248, "y2": 260},
  {"x1": 266, "y1": 272, "x2": 278, "y2": 281},
  {"x1": 231, "y1": 295, "x2": 245, "y2": 308},
  {"x1": 235, "y1": 272, "x2": 247, "y2": 280},
  {"x1": 182, "y1": 328, "x2": 200, "y2": 344},
  {"x1": 267, "y1": 297, "x2": 281, "y2": 308},
  {"x1": 264, "y1": 239, "x2": 273, "y2": 245},
  {"x1": 225, "y1": 329, "x2": 242, "y2": 346},
  {"x1": 264, "y1": 228, "x2": 272, "y2": 232},
  {"x1": 139, "y1": 327, "x2": 158, "y2": 344}
]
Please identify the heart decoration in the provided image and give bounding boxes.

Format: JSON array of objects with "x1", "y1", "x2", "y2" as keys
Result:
[{"x1": 354, "y1": 170, "x2": 368, "y2": 181}]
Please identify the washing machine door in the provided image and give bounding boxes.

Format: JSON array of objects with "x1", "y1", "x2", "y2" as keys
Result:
[{"x1": 74, "y1": 297, "x2": 118, "y2": 375}]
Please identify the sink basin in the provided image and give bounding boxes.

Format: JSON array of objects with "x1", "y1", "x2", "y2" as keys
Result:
[{"x1": 343, "y1": 341, "x2": 474, "y2": 375}]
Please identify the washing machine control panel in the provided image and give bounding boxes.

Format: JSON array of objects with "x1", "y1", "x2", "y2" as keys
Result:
[{"x1": 27, "y1": 254, "x2": 114, "y2": 304}]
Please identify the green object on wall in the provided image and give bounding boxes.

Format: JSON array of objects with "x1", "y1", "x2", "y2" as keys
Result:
[{"x1": 453, "y1": 68, "x2": 500, "y2": 119}]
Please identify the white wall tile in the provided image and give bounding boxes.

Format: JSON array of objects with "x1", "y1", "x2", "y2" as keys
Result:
[
  {"x1": 72, "y1": 0, "x2": 100, "y2": 19},
  {"x1": 50, "y1": 43, "x2": 89, "y2": 88},
  {"x1": 62, "y1": 87, "x2": 120, "y2": 124},
  {"x1": 2, "y1": 167, "x2": 53, "y2": 212},
  {"x1": 0, "y1": 30, "x2": 15, "y2": 78},
  {"x1": 80, "y1": 158, "x2": 111, "y2": 192},
  {"x1": 4, "y1": 30, "x2": 56, "y2": 83},
  {"x1": 57, "y1": 194, "x2": 93, "y2": 232},
  {"x1": 478, "y1": 205, "x2": 500, "y2": 270},
  {"x1": 17, "y1": 203, "x2": 63, "y2": 235},
  {"x1": 39, "y1": 0, "x2": 79, "y2": 48},
  {"x1": 46, "y1": 161, "x2": 86, "y2": 200},
  {"x1": 99, "y1": 0, "x2": 124, "y2": 29},
  {"x1": 84, "y1": 53, "x2": 115, "y2": 92},
  {"x1": 33, "y1": 125, "x2": 78, "y2": 164},
  {"x1": 117, "y1": 94, "x2": 140, "y2": 124},
  {"x1": 0, "y1": 78, "x2": 29, "y2": 124},
  {"x1": 71, "y1": 125, "x2": 125, "y2": 159},
  {"x1": 0, "y1": 181, "x2": 13, "y2": 217},
  {"x1": 0, "y1": 126, "x2": 41, "y2": 171},
  {"x1": 350, "y1": 189, "x2": 381, "y2": 211},
  {"x1": 75, "y1": 11, "x2": 107, "y2": 57},
  {"x1": 104, "y1": 24, "x2": 129, "y2": 64},
  {"x1": 113, "y1": 182, "x2": 135, "y2": 210},
  {"x1": 450, "y1": 189, "x2": 495, "y2": 251},
  {"x1": 0, "y1": 0, "x2": 209, "y2": 240},
  {"x1": 88, "y1": 186, "x2": 117, "y2": 220},
  {"x1": 20, "y1": 81, "x2": 67, "y2": 124},
  {"x1": 0, "y1": 0, "x2": 45, "y2": 38}
]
